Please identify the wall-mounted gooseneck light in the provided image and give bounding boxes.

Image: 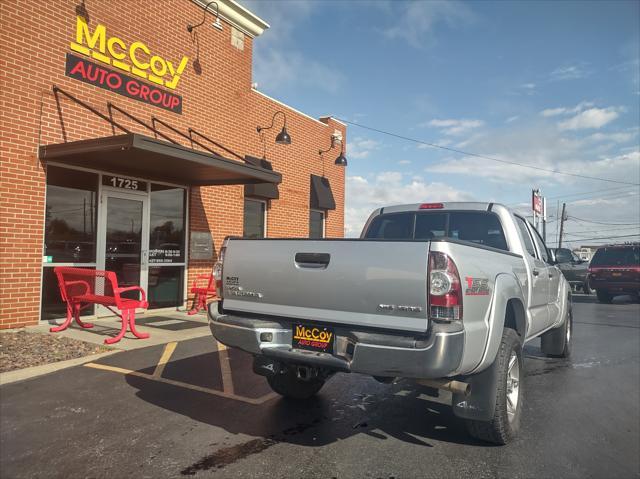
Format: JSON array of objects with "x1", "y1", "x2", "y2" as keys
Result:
[
  {"x1": 319, "y1": 134, "x2": 348, "y2": 167},
  {"x1": 187, "y1": 1, "x2": 222, "y2": 33},
  {"x1": 257, "y1": 111, "x2": 292, "y2": 145},
  {"x1": 75, "y1": 0, "x2": 90, "y2": 22}
]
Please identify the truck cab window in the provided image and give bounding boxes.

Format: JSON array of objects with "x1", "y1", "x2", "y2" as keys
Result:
[
  {"x1": 365, "y1": 213, "x2": 413, "y2": 239},
  {"x1": 514, "y1": 216, "x2": 536, "y2": 258},
  {"x1": 530, "y1": 225, "x2": 549, "y2": 262}
]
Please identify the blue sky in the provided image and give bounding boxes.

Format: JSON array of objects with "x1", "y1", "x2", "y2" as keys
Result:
[{"x1": 243, "y1": 0, "x2": 640, "y2": 244}]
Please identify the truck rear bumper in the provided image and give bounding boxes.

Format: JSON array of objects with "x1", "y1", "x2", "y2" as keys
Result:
[{"x1": 208, "y1": 304, "x2": 464, "y2": 379}]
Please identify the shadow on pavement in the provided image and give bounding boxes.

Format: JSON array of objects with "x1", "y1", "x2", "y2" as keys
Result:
[{"x1": 122, "y1": 347, "x2": 491, "y2": 473}]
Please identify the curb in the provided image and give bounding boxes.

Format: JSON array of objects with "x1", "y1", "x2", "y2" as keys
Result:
[{"x1": 0, "y1": 350, "x2": 121, "y2": 386}]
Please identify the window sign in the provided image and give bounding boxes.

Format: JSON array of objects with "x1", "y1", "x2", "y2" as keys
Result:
[{"x1": 102, "y1": 175, "x2": 147, "y2": 191}]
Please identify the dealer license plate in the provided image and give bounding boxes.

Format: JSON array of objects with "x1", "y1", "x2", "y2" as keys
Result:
[{"x1": 292, "y1": 324, "x2": 335, "y2": 353}]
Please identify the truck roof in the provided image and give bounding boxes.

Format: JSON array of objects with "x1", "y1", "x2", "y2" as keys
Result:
[{"x1": 377, "y1": 202, "x2": 506, "y2": 215}]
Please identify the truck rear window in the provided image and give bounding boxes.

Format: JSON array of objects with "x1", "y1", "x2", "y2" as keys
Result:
[
  {"x1": 364, "y1": 211, "x2": 509, "y2": 251},
  {"x1": 590, "y1": 246, "x2": 640, "y2": 267}
]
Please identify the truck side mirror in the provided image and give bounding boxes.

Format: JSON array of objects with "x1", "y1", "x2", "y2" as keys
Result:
[{"x1": 547, "y1": 249, "x2": 557, "y2": 265}]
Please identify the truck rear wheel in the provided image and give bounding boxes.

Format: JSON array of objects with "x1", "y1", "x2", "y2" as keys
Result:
[
  {"x1": 596, "y1": 289, "x2": 612, "y2": 304},
  {"x1": 267, "y1": 368, "x2": 325, "y2": 400},
  {"x1": 465, "y1": 328, "x2": 522, "y2": 445}
]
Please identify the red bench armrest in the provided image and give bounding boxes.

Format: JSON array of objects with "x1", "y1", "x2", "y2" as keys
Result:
[{"x1": 116, "y1": 286, "x2": 147, "y2": 302}]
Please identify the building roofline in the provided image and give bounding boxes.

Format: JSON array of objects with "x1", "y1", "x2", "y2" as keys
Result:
[
  {"x1": 319, "y1": 116, "x2": 347, "y2": 127},
  {"x1": 252, "y1": 88, "x2": 329, "y2": 127},
  {"x1": 191, "y1": 0, "x2": 269, "y2": 38}
]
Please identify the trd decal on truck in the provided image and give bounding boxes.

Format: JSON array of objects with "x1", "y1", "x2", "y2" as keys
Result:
[{"x1": 465, "y1": 277, "x2": 491, "y2": 296}]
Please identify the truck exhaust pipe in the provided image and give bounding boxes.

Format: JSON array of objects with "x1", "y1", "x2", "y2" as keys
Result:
[{"x1": 417, "y1": 379, "x2": 471, "y2": 396}]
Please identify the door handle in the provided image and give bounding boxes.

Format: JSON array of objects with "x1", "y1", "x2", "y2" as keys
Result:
[
  {"x1": 532, "y1": 269, "x2": 539, "y2": 276},
  {"x1": 295, "y1": 252, "x2": 330, "y2": 269},
  {"x1": 548, "y1": 273, "x2": 554, "y2": 278}
]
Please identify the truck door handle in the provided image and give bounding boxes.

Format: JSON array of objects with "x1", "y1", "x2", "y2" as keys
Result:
[
  {"x1": 532, "y1": 269, "x2": 539, "y2": 276},
  {"x1": 548, "y1": 273, "x2": 554, "y2": 278},
  {"x1": 295, "y1": 252, "x2": 330, "y2": 269}
]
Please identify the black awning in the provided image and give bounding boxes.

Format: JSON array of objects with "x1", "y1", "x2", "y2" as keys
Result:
[
  {"x1": 243, "y1": 156, "x2": 279, "y2": 199},
  {"x1": 310, "y1": 174, "x2": 336, "y2": 210},
  {"x1": 38, "y1": 134, "x2": 282, "y2": 186}
]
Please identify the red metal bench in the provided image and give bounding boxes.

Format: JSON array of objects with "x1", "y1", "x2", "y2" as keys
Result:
[
  {"x1": 52, "y1": 267, "x2": 149, "y2": 345},
  {"x1": 188, "y1": 274, "x2": 217, "y2": 315}
]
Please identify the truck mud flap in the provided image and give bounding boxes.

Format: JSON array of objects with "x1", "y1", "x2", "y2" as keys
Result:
[{"x1": 452, "y1": 359, "x2": 500, "y2": 422}]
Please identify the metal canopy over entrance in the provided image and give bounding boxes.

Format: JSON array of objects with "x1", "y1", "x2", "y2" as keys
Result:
[{"x1": 39, "y1": 133, "x2": 282, "y2": 186}]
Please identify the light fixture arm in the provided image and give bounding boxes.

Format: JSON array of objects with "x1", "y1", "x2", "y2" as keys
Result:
[
  {"x1": 257, "y1": 110, "x2": 287, "y2": 134},
  {"x1": 187, "y1": 1, "x2": 220, "y2": 33}
]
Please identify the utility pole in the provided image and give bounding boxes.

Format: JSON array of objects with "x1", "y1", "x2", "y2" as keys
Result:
[{"x1": 558, "y1": 203, "x2": 567, "y2": 248}]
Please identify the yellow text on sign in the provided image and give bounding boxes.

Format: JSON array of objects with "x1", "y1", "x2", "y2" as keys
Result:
[{"x1": 70, "y1": 16, "x2": 188, "y2": 90}]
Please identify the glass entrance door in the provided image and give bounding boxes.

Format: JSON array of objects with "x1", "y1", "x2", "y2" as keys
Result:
[{"x1": 97, "y1": 190, "x2": 149, "y2": 316}]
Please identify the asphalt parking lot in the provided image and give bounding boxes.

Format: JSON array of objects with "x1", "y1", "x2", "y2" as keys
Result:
[{"x1": 1, "y1": 294, "x2": 639, "y2": 479}]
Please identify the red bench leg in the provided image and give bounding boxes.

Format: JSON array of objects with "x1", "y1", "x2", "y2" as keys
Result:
[
  {"x1": 128, "y1": 310, "x2": 150, "y2": 340},
  {"x1": 74, "y1": 303, "x2": 94, "y2": 329},
  {"x1": 187, "y1": 293, "x2": 204, "y2": 315},
  {"x1": 50, "y1": 303, "x2": 74, "y2": 332},
  {"x1": 105, "y1": 309, "x2": 130, "y2": 345}
]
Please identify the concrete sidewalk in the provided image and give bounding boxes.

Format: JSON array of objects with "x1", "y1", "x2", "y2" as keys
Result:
[{"x1": 30, "y1": 310, "x2": 212, "y2": 351}]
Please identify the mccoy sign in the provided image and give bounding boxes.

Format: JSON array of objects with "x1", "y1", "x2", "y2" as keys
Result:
[{"x1": 66, "y1": 16, "x2": 188, "y2": 113}]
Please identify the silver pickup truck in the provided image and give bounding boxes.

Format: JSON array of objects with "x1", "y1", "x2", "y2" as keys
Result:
[{"x1": 208, "y1": 202, "x2": 571, "y2": 444}]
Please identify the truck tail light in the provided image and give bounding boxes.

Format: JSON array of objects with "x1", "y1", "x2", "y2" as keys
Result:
[
  {"x1": 419, "y1": 203, "x2": 444, "y2": 209},
  {"x1": 428, "y1": 251, "x2": 462, "y2": 321},
  {"x1": 213, "y1": 237, "x2": 230, "y2": 298}
]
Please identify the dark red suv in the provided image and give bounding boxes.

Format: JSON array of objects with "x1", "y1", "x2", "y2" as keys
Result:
[{"x1": 588, "y1": 244, "x2": 640, "y2": 303}]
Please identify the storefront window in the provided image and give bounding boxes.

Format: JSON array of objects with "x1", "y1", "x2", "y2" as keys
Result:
[
  {"x1": 309, "y1": 210, "x2": 324, "y2": 239},
  {"x1": 148, "y1": 184, "x2": 186, "y2": 309},
  {"x1": 44, "y1": 166, "x2": 98, "y2": 263},
  {"x1": 148, "y1": 266, "x2": 184, "y2": 309},
  {"x1": 42, "y1": 166, "x2": 98, "y2": 320},
  {"x1": 149, "y1": 184, "x2": 186, "y2": 264},
  {"x1": 243, "y1": 199, "x2": 266, "y2": 239}
]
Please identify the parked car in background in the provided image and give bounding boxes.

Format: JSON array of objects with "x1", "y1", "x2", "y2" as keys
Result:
[
  {"x1": 553, "y1": 248, "x2": 591, "y2": 294},
  {"x1": 588, "y1": 244, "x2": 640, "y2": 303},
  {"x1": 209, "y1": 202, "x2": 571, "y2": 445}
]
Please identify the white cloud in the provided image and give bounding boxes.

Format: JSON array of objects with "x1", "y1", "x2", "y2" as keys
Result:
[
  {"x1": 558, "y1": 107, "x2": 621, "y2": 131},
  {"x1": 423, "y1": 119, "x2": 640, "y2": 187},
  {"x1": 506, "y1": 116, "x2": 519, "y2": 123},
  {"x1": 398, "y1": 160, "x2": 411, "y2": 165},
  {"x1": 245, "y1": 1, "x2": 345, "y2": 94},
  {"x1": 549, "y1": 63, "x2": 591, "y2": 81},
  {"x1": 348, "y1": 137, "x2": 381, "y2": 159},
  {"x1": 519, "y1": 83, "x2": 537, "y2": 95},
  {"x1": 384, "y1": 1, "x2": 476, "y2": 48},
  {"x1": 540, "y1": 101, "x2": 595, "y2": 117},
  {"x1": 585, "y1": 130, "x2": 637, "y2": 144},
  {"x1": 425, "y1": 118, "x2": 485, "y2": 136},
  {"x1": 345, "y1": 173, "x2": 473, "y2": 236}
]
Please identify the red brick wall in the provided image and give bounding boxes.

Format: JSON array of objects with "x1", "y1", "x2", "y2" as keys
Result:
[{"x1": 0, "y1": 0, "x2": 345, "y2": 328}]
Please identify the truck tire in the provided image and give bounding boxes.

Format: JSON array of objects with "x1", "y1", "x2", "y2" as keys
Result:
[
  {"x1": 465, "y1": 328, "x2": 522, "y2": 445},
  {"x1": 542, "y1": 304, "x2": 572, "y2": 359},
  {"x1": 596, "y1": 289, "x2": 612, "y2": 304},
  {"x1": 267, "y1": 368, "x2": 325, "y2": 400}
]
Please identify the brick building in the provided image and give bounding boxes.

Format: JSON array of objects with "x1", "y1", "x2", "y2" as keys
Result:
[{"x1": 0, "y1": 0, "x2": 346, "y2": 329}]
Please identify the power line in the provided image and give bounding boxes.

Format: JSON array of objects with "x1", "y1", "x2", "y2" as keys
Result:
[
  {"x1": 546, "y1": 184, "x2": 639, "y2": 200},
  {"x1": 565, "y1": 191, "x2": 640, "y2": 204},
  {"x1": 339, "y1": 118, "x2": 640, "y2": 186},
  {"x1": 568, "y1": 216, "x2": 640, "y2": 226},
  {"x1": 563, "y1": 233, "x2": 640, "y2": 242}
]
